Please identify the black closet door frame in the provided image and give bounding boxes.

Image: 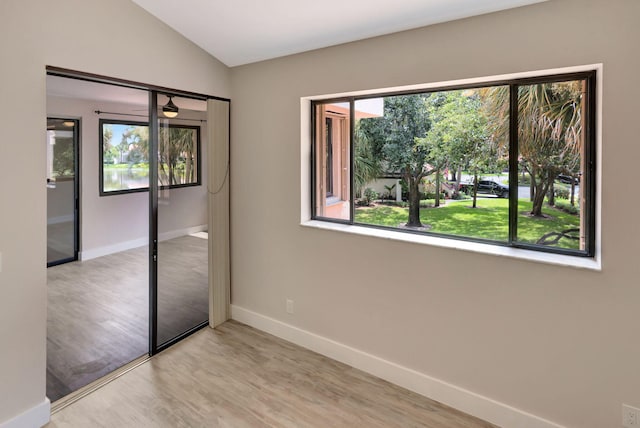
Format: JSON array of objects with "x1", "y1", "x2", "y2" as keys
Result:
[
  {"x1": 148, "y1": 91, "x2": 159, "y2": 355},
  {"x1": 46, "y1": 67, "x2": 228, "y2": 357},
  {"x1": 147, "y1": 91, "x2": 212, "y2": 356},
  {"x1": 46, "y1": 116, "x2": 80, "y2": 268}
]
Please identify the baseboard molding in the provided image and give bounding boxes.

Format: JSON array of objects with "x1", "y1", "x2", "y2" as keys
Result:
[
  {"x1": 80, "y1": 236, "x2": 147, "y2": 261},
  {"x1": 80, "y1": 225, "x2": 207, "y2": 261},
  {"x1": 0, "y1": 399, "x2": 50, "y2": 428},
  {"x1": 231, "y1": 305, "x2": 564, "y2": 428},
  {"x1": 47, "y1": 214, "x2": 73, "y2": 225},
  {"x1": 158, "y1": 225, "x2": 207, "y2": 242}
]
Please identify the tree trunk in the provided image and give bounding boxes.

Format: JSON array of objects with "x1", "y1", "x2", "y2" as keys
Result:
[
  {"x1": 185, "y1": 153, "x2": 192, "y2": 183},
  {"x1": 169, "y1": 161, "x2": 175, "y2": 186},
  {"x1": 472, "y1": 173, "x2": 479, "y2": 208},
  {"x1": 454, "y1": 165, "x2": 463, "y2": 198},
  {"x1": 531, "y1": 181, "x2": 548, "y2": 216},
  {"x1": 407, "y1": 175, "x2": 423, "y2": 227},
  {"x1": 434, "y1": 169, "x2": 441, "y2": 207},
  {"x1": 548, "y1": 180, "x2": 555, "y2": 206},
  {"x1": 570, "y1": 180, "x2": 576, "y2": 206},
  {"x1": 529, "y1": 179, "x2": 535, "y2": 202}
]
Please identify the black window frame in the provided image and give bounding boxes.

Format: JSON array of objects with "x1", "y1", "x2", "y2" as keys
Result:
[
  {"x1": 99, "y1": 118, "x2": 202, "y2": 196},
  {"x1": 311, "y1": 70, "x2": 597, "y2": 258}
]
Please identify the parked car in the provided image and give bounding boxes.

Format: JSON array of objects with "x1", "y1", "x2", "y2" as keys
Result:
[
  {"x1": 556, "y1": 174, "x2": 579, "y2": 185},
  {"x1": 459, "y1": 180, "x2": 509, "y2": 198}
]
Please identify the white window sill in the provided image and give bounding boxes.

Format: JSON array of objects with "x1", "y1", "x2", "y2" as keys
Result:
[{"x1": 301, "y1": 220, "x2": 601, "y2": 271}]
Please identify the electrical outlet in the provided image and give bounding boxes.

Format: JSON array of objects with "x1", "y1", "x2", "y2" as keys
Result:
[
  {"x1": 286, "y1": 299, "x2": 294, "y2": 314},
  {"x1": 623, "y1": 404, "x2": 640, "y2": 427}
]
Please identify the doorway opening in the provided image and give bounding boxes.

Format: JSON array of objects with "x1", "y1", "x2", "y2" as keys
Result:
[{"x1": 46, "y1": 69, "x2": 227, "y2": 405}]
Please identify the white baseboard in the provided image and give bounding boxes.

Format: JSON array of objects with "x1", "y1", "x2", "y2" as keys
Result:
[
  {"x1": 80, "y1": 236, "x2": 147, "y2": 261},
  {"x1": 231, "y1": 305, "x2": 564, "y2": 428},
  {"x1": 80, "y1": 225, "x2": 207, "y2": 261},
  {"x1": 47, "y1": 214, "x2": 73, "y2": 225},
  {"x1": 0, "y1": 399, "x2": 50, "y2": 428},
  {"x1": 158, "y1": 225, "x2": 207, "y2": 242}
]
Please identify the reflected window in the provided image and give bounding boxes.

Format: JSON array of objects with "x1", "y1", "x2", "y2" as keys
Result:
[{"x1": 100, "y1": 119, "x2": 201, "y2": 195}]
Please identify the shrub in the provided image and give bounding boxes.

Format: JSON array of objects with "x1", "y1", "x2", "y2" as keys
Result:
[
  {"x1": 517, "y1": 173, "x2": 532, "y2": 185},
  {"x1": 423, "y1": 191, "x2": 437, "y2": 199},
  {"x1": 362, "y1": 188, "x2": 378, "y2": 206},
  {"x1": 554, "y1": 200, "x2": 579, "y2": 215},
  {"x1": 554, "y1": 186, "x2": 570, "y2": 200}
]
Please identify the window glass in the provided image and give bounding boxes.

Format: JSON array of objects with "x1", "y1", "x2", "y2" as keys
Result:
[
  {"x1": 311, "y1": 72, "x2": 595, "y2": 257},
  {"x1": 101, "y1": 121, "x2": 149, "y2": 193},
  {"x1": 354, "y1": 88, "x2": 509, "y2": 242},
  {"x1": 100, "y1": 120, "x2": 200, "y2": 195},
  {"x1": 515, "y1": 80, "x2": 587, "y2": 251},
  {"x1": 314, "y1": 102, "x2": 351, "y2": 221},
  {"x1": 159, "y1": 125, "x2": 199, "y2": 187}
]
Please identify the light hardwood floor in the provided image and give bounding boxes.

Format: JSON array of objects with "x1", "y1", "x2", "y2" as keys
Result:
[
  {"x1": 47, "y1": 235, "x2": 208, "y2": 402},
  {"x1": 48, "y1": 321, "x2": 497, "y2": 428}
]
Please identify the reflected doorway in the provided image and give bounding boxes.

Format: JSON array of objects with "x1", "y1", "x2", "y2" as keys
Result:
[{"x1": 47, "y1": 118, "x2": 79, "y2": 267}]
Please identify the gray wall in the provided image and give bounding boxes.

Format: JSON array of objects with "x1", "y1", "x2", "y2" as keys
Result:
[
  {"x1": 229, "y1": 1, "x2": 640, "y2": 427},
  {"x1": 2, "y1": 0, "x2": 639, "y2": 427},
  {"x1": 0, "y1": 0, "x2": 229, "y2": 423}
]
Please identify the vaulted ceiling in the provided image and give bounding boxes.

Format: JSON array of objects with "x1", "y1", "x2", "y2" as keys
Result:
[{"x1": 131, "y1": 0, "x2": 548, "y2": 67}]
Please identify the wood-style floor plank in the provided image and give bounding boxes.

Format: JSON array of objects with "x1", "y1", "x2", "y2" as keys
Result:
[
  {"x1": 48, "y1": 321, "x2": 498, "y2": 428},
  {"x1": 47, "y1": 235, "x2": 208, "y2": 402}
]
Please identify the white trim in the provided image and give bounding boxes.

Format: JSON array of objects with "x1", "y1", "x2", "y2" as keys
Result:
[
  {"x1": 47, "y1": 214, "x2": 74, "y2": 225},
  {"x1": 302, "y1": 220, "x2": 600, "y2": 270},
  {"x1": 80, "y1": 225, "x2": 207, "y2": 260},
  {"x1": 0, "y1": 399, "x2": 50, "y2": 428},
  {"x1": 231, "y1": 305, "x2": 564, "y2": 428},
  {"x1": 47, "y1": 214, "x2": 74, "y2": 224},
  {"x1": 158, "y1": 224, "x2": 207, "y2": 242},
  {"x1": 300, "y1": 63, "x2": 603, "y2": 271},
  {"x1": 80, "y1": 236, "x2": 147, "y2": 261},
  {"x1": 302, "y1": 63, "x2": 602, "y2": 100}
]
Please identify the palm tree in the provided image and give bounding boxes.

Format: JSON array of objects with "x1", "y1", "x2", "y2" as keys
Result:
[
  {"x1": 482, "y1": 81, "x2": 583, "y2": 217},
  {"x1": 353, "y1": 121, "x2": 382, "y2": 198},
  {"x1": 159, "y1": 127, "x2": 196, "y2": 185}
]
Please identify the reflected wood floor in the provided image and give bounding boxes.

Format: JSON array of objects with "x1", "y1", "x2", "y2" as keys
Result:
[
  {"x1": 48, "y1": 321, "x2": 497, "y2": 428},
  {"x1": 47, "y1": 235, "x2": 208, "y2": 402}
]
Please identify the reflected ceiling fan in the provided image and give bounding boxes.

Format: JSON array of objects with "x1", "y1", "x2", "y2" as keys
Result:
[
  {"x1": 162, "y1": 96, "x2": 179, "y2": 118},
  {"x1": 128, "y1": 96, "x2": 180, "y2": 118}
]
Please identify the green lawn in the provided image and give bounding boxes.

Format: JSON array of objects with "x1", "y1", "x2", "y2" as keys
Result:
[{"x1": 355, "y1": 198, "x2": 581, "y2": 249}]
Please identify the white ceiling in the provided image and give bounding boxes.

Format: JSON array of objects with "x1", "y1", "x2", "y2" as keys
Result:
[{"x1": 131, "y1": 0, "x2": 547, "y2": 67}]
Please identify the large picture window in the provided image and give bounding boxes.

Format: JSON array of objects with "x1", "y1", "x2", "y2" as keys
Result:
[
  {"x1": 312, "y1": 71, "x2": 596, "y2": 257},
  {"x1": 100, "y1": 119, "x2": 201, "y2": 195}
]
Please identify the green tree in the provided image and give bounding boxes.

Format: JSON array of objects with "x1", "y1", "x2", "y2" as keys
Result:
[
  {"x1": 483, "y1": 82, "x2": 583, "y2": 216},
  {"x1": 121, "y1": 126, "x2": 148, "y2": 166},
  {"x1": 359, "y1": 94, "x2": 433, "y2": 227},
  {"x1": 102, "y1": 125, "x2": 117, "y2": 164},
  {"x1": 159, "y1": 127, "x2": 196, "y2": 185},
  {"x1": 424, "y1": 90, "x2": 499, "y2": 208},
  {"x1": 353, "y1": 122, "x2": 382, "y2": 197}
]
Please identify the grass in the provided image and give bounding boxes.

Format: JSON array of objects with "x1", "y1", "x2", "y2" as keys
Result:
[
  {"x1": 104, "y1": 163, "x2": 149, "y2": 170},
  {"x1": 355, "y1": 198, "x2": 581, "y2": 249}
]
